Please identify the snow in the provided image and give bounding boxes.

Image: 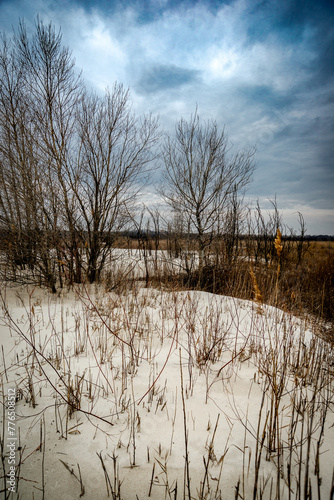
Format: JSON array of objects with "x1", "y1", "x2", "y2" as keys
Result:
[{"x1": 0, "y1": 279, "x2": 333, "y2": 499}]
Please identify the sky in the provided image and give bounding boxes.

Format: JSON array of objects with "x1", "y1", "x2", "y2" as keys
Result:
[{"x1": 0, "y1": 0, "x2": 333, "y2": 235}]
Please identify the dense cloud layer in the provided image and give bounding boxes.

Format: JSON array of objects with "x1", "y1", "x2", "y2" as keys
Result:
[{"x1": 0, "y1": 0, "x2": 333, "y2": 233}]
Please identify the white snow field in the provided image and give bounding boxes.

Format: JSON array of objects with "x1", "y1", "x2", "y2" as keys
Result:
[{"x1": 0, "y1": 279, "x2": 333, "y2": 499}]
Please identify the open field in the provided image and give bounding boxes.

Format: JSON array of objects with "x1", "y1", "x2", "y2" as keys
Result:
[{"x1": 0, "y1": 247, "x2": 333, "y2": 499}]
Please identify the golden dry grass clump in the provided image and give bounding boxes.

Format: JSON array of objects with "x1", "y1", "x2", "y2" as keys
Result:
[{"x1": 274, "y1": 228, "x2": 283, "y2": 257}]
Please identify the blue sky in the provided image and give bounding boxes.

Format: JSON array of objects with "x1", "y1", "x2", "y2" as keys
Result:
[{"x1": 1, "y1": 0, "x2": 333, "y2": 234}]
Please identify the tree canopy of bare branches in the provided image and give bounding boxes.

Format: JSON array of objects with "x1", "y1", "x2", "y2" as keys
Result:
[
  {"x1": 74, "y1": 87, "x2": 159, "y2": 282},
  {"x1": 160, "y1": 109, "x2": 256, "y2": 267}
]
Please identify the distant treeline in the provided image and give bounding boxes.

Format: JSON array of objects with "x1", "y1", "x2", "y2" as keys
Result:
[
  {"x1": 116, "y1": 231, "x2": 334, "y2": 242},
  {"x1": 2, "y1": 229, "x2": 332, "y2": 246}
]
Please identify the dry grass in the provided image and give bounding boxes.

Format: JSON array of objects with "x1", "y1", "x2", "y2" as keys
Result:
[
  {"x1": 0, "y1": 278, "x2": 332, "y2": 499},
  {"x1": 141, "y1": 237, "x2": 334, "y2": 344}
]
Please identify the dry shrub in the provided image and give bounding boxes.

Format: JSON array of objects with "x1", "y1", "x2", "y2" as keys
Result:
[{"x1": 155, "y1": 240, "x2": 334, "y2": 343}]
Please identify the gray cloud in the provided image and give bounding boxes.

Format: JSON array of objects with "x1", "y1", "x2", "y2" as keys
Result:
[
  {"x1": 237, "y1": 84, "x2": 295, "y2": 111},
  {"x1": 136, "y1": 64, "x2": 201, "y2": 94}
]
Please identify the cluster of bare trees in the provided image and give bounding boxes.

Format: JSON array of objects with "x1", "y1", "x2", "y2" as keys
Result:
[
  {"x1": 0, "y1": 19, "x2": 257, "y2": 291},
  {"x1": 0, "y1": 19, "x2": 159, "y2": 288}
]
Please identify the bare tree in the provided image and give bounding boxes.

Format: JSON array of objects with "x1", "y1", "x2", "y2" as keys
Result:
[
  {"x1": 0, "y1": 31, "x2": 54, "y2": 287},
  {"x1": 74, "y1": 86, "x2": 160, "y2": 283},
  {"x1": 218, "y1": 186, "x2": 244, "y2": 265},
  {"x1": 0, "y1": 33, "x2": 30, "y2": 270},
  {"x1": 15, "y1": 18, "x2": 85, "y2": 286},
  {"x1": 296, "y1": 211, "x2": 309, "y2": 267},
  {"x1": 146, "y1": 205, "x2": 161, "y2": 272},
  {"x1": 0, "y1": 19, "x2": 84, "y2": 289},
  {"x1": 160, "y1": 109, "x2": 256, "y2": 268}
]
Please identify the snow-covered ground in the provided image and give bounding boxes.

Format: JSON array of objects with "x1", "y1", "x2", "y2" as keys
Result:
[
  {"x1": 109, "y1": 248, "x2": 198, "y2": 279},
  {"x1": 0, "y1": 279, "x2": 333, "y2": 499}
]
